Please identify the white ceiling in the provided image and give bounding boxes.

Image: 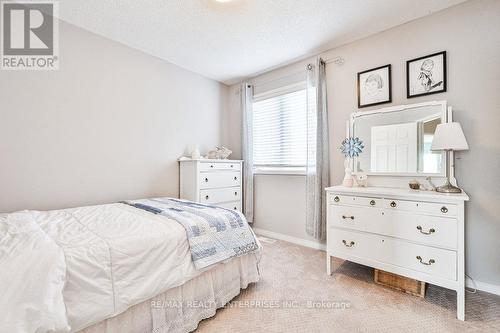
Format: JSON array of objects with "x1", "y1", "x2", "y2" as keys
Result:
[{"x1": 58, "y1": 0, "x2": 466, "y2": 85}]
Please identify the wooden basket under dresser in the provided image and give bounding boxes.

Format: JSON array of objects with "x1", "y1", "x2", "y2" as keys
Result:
[
  {"x1": 179, "y1": 159, "x2": 243, "y2": 211},
  {"x1": 325, "y1": 185, "x2": 469, "y2": 320}
]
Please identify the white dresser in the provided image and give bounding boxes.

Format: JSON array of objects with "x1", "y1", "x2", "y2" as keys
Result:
[
  {"x1": 326, "y1": 186, "x2": 469, "y2": 320},
  {"x1": 179, "y1": 159, "x2": 243, "y2": 211}
]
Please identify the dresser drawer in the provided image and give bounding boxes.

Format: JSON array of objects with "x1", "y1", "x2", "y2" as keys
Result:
[
  {"x1": 199, "y1": 171, "x2": 241, "y2": 189},
  {"x1": 328, "y1": 205, "x2": 381, "y2": 232},
  {"x1": 328, "y1": 194, "x2": 381, "y2": 208},
  {"x1": 329, "y1": 194, "x2": 349, "y2": 205},
  {"x1": 199, "y1": 162, "x2": 241, "y2": 171},
  {"x1": 398, "y1": 240, "x2": 457, "y2": 281},
  {"x1": 200, "y1": 187, "x2": 241, "y2": 204},
  {"x1": 216, "y1": 200, "x2": 242, "y2": 212},
  {"x1": 384, "y1": 211, "x2": 458, "y2": 249},
  {"x1": 330, "y1": 204, "x2": 457, "y2": 249},
  {"x1": 384, "y1": 199, "x2": 457, "y2": 217},
  {"x1": 328, "y1": 228, "x2": 381, "y2": 261},
  {"x1": 328, "y1": 228, "x2": 457, "y2": 280}
]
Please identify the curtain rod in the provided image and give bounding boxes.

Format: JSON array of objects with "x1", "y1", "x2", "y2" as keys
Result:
[{"x1": 247, "y1": 55, "x2": 343, "y2": 87}]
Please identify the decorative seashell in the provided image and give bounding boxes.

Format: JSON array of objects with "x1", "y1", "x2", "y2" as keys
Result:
[
  {"x1": 216, "y1": 146, "x2": 232, "y2": 159},
  {"x1": 409, "y1": 180, "x2": 420, "y2": 190},
  {"x1": 207, "y1": 150, "x2": 218, "y2": 159}
]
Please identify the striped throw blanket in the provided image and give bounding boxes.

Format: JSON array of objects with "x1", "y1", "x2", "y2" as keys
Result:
[{"x1": 123, "y1": 198, "x2": 261, "y2": 269}]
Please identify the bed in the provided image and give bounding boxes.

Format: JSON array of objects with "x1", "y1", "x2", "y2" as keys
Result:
[{"x1": 0, "y1": 198, "x2": 261, "y2": 333}]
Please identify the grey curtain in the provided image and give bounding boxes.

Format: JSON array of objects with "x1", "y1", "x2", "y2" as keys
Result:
[
  {"x1": 241, "y1": 83, "x2": 254, "y2": 223},
  {"x1": 306, "y1": 58, "x2": 330, "y2": 240}
]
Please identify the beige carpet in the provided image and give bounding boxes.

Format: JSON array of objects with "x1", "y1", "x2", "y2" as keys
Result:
[{"x1": 196, "y1": 238, "x2": 500, "y2": 332}]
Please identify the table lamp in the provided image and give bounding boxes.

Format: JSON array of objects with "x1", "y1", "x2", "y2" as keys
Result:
[{"x1": 431, "y1": 122, "x2": 469, "y2": 193}]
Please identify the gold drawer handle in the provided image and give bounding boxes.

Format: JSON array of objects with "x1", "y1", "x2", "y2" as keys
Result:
[
  {"x1": 416, "y1": 256, "x2": 435, "y2": 265},
  {"x1": 342, "y1": 215, "x2": 354, "y2": 220},
  {"x1": 416, "y1": 226, "x2": 435, "y2": 235},
  {"x1": 390, "y1": 201, "x2": 397, "y2": 208},
  {"x1": 441, "y1": 206, "x2": 448, "y2": 213},
  {"x1": 370, "y1": 200, "x2": 376, "y2": 206},
  {"x1": 334, "y1": 196, "x2": 340, "y2": 202},
  {"x1": 342, "y1": 240, "x2": 355, "y2": 247}
]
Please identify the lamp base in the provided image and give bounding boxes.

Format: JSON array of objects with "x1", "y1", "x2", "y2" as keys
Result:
[{"x1": 436, "y1": 179, "x2": 462, "y2": 193}]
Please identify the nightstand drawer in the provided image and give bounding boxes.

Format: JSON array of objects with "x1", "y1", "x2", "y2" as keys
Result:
[
  {"x1": 199, "y1": 171, "x2": 241, "y2": 189},
  {"x1": 199, "y1": 162, "x2": 241, "y2": 171},
  {"x1": 216, "y1": 201, "x2": 242, "y2": 212},
  {"x1": 200, "y1": 187, "x2": 241, "y2": 204}
]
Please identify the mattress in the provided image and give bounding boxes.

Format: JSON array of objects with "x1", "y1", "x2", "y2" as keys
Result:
[
  {"x1": 0, "y1": 202, "x2": 260, "y2": 333},
  {"x1": 79, "y1": 252, "x2": 259, "y2": 333}
]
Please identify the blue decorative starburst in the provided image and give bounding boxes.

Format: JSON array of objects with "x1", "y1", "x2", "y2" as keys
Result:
[{"x1": 340, "y1": 137, "x2": 364, "y2": 158}]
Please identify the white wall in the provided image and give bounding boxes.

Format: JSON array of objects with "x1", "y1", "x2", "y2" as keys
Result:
[
  {"x1": 0, "y1": 20, "x2": 227, "y2": 213},
  {"x1": 225, "y1": 0, "x2": 500, "y2": 286},
  {"x1": 254, "y1": 175, "x2": 320, "y2": 244}
]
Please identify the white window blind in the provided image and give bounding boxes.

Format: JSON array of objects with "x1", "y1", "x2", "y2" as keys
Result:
[{"x1": 253, "y1": 88, "x2": 307, "y2": 167}]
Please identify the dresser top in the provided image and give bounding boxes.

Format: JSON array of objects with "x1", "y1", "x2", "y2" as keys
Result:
[
  {"x1": 326, "y1": 185, "x2": 469, "y2": 202},
  {"x1": 178, "y1": 157, "x2": 243, "y2": 163}
]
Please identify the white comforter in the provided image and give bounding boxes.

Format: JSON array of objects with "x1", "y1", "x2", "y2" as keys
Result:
[
  {"x1": 0, "y1": 211, "x2": 69, "y2": 333},
  {"x1": 0, "y1": 203, "x2": 221, "y2": 332}
]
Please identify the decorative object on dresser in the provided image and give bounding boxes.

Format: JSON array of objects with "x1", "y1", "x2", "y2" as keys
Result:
[
  {"x1": 354, "y1": 173, "x2": 368, "y2": 187},
  {"x1": 339, "y1": 137, "x2": 364, "y2": 187},
  {"x1": 431, "y1": 122, "x2": 469, "y2": 193},
  {"x1": 206, "y1": 146, "x2": 233, "y2": 159},
  {"x1": 408, "y1": 179, "x2": 420, "y2": 190},
  {"x1": 179, "y1": 158, "x2": 243, "y2": 211},
  {"x1": 357, "y1": 64, "x2": 392, "y2": 108},
  {"x1": 407, "y1": 51, "x2": 447, "y2": 98},
  {"x1": 326, "y1": 186, "x2": 469, "y2": 320},
  {"x1": 190, "y1": 145, "x2": 201, "y2": 159}
]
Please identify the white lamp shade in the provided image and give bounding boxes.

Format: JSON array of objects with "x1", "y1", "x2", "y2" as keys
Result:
[{"x1": 431, "y1": 122, "x2": 469, "y2": 151}]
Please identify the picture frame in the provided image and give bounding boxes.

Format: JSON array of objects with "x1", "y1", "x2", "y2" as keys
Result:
[
  {"x1": 357, "y1": 64, "x2": 392, "y2": 108},
  {"x1": 407, "y1": 51, "x2": 447, "y2": 98}
]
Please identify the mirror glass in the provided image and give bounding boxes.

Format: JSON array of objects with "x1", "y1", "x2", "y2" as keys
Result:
[{"x1": 352, "y1": 103, "x2": 446, "y2": 175}]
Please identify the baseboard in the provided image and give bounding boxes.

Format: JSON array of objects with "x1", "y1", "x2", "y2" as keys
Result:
[
  {"x1": 466, "y1": 277, "x2": 500, "y2": 296},
  {"x1": 252, "y1": 227, "x2": 326, "y2": 251}
]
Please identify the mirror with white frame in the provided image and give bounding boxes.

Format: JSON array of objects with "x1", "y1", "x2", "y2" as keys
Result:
[{"x1": 351, "y1": 101, "x2": 447, "y2": 176}]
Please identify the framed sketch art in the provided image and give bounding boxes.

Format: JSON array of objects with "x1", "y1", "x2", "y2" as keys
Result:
[
  {"x1": 407, "y1": 51, "x2": 447, "y2": 98},
  {"x1": 357, "y1": 64, "x2": 391, "y2": 108}
]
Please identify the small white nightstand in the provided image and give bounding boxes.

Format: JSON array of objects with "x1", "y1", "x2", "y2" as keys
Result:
[{"x1": 179, "y1": 158, "x2": 243, "y2": 211}]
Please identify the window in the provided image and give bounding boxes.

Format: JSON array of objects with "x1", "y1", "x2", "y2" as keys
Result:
[{"x1": 253, "y1": 88, "x2": 307, "y2": 169}]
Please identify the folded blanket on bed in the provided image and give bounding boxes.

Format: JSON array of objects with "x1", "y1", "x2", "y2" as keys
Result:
[{"x1": 123, "y1": 198, "x2": 261, "y2": 269}]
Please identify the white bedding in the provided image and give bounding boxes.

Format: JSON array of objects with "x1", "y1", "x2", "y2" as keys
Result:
[
  {"x1": 0, "y1": 212, "x2": 69, "y2": 333},
  {"x1": 0, "y1": 203, "x2": 258, "y2": 332}
]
